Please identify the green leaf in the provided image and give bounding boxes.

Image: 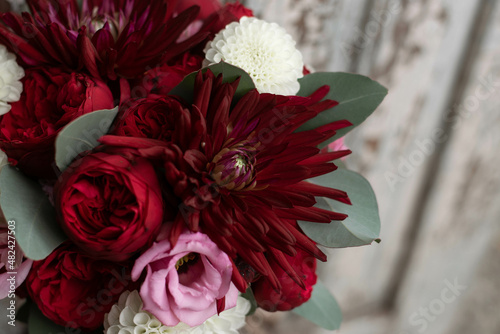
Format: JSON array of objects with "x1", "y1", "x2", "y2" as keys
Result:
[
  {"x1": 297, "y1": 72, "x2": 387, "y2": 146},
  {"x1": 298, "y1": 169, "x2": 380, "y2": 247},
  {"x1": 169, "y1": 62, "x2": 256, "y2": 105},
  {"x1": 293, "y1": 281, "x2": 342, "y2": 330},
  {"x1": 29, "y1": 303, "x2": 102, "y2": 334},
  {"x1": 0, "y1": 165, "x2": 66, "y2": 260},
  {"x1": 241, "y1": 287, "x2": 258, "y2": 316},
  {"x1": 55, "y1": 107, "x2": 119, "y2": 172}
]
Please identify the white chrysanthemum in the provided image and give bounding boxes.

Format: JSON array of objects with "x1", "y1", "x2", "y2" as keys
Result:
[
  {"x1": 204, "y1": 16, "x2": 304, "y2": 95},
  {"x1": 104, "y1": 291, "x2": 250, "y2": 334},
  {"x1": 193, "y1": 296, "x2": 251, "y2": 334},
  {"x1": 0, "y1": 44, "x2": 24, "y2": 115}
]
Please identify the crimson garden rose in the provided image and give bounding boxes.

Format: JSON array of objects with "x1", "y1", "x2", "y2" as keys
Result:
[
  {"x1": 26, "y1": 242, "x2": 134, "y2": 330},
  {"x1": 134, "y1": 53, "x2": 203, "y2": 98},
  {"x1": 252, "y1": 246, "x2": 317, "y2": 311},
  {"x1": 0, "y1": 68, "x2": 114, "y2": 178},
  {"x1": 54, "y1": 146, "x2": 164, "y2": 262},
  {"x1": 175, "y1": 0, "x2": 222, "y2": 20},
  {"x1": 113, "y1": 96, "x2": 187, "y2": 141}
]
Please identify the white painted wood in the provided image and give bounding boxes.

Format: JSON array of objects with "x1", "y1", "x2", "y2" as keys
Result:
[
  {"x1": 389, "y1": 1, "x2": 500, "y2": 332},
  {"x1": 241, "y1": 0, "x2": 500, "y2": 333},
  {"x1": 244, "y1": 0, "x2": 372, "y2": 71}
]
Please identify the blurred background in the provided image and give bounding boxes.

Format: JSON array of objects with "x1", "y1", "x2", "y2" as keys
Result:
[
  {"x1": 1, "y1": 0, "x2": 499, "y2": 333},
  {"x1": 236, "y1": 0, "x2": 500, "y2": 333}
]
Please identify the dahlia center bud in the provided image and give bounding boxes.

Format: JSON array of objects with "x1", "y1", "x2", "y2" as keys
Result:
[{"x1": 211, "y1": 145, "x2": 257, "y2": 191}]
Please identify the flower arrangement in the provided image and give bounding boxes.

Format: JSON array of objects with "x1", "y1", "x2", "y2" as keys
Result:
[{"x1": 0, "y1": 0, "x2": 387, "y2": 333}]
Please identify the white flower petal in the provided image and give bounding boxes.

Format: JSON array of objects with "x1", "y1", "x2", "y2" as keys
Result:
[
  {"x1": 0, "y1": 44, "x2": 24, "y2": 115},
  {"x1": 105, "y1": 291, "x2": 249, "y2": 334},
  {"x1": 204, "y1": 17, "x2": 303, "y2": 95}
]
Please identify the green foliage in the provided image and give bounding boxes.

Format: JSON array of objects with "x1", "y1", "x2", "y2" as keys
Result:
[
  {"x1": 299, "y1": 169, "x2": 381, "y2": 247},
  {"x1": 293, "y1": 281, "x2": 342, "y2": 330},
  {"x1": 0, "y1": 165, "x2": 66, "y2": 260},
  {"x1": 169, "y1": 62, "x2": 255, "y2": 104},
  {"x1": 297, "y1": 72, "x2": 388, "y2": 147},
  {"x1": 55, "y1": 107, "x2": 119, "y2": 172}
]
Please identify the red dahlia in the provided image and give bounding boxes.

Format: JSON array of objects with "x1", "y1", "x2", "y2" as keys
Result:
[
  {"x1": 101, "y1": 70, "x2": 352, "y2": 293},
  {"x1": 0, "y1": 0, "x2": 208, "y2": 80}
]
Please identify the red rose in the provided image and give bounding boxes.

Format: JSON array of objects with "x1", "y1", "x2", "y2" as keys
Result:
[
  {"x1": 0, "y1": 68, "x2": 114, "y2": 179},
  {"x1": 200, "y1": 2, "x2": 254, "y2": 40},
  {"x1": 132, "y1": 53, "x2": 203, "y2": 98},
  {"x1": 27, "y1": 243, "x2": 134, "y2": 330},
  {"x1": 113, "y1": 96, "x2": 187, "y2": 141},
  {"x1": 175, "y1": 0, "x2": 222, "y2": 20},
  {"x1": 54, "y1": 146, "x2": 164, "y2": 262},
  {"x1": 252, "y1": 248, "x2": 317, "y2": 311}
]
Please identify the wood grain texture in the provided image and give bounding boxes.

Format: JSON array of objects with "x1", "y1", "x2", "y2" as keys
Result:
[{"x1": 240, "y1": 0, "x2": 500, "y2": 333}]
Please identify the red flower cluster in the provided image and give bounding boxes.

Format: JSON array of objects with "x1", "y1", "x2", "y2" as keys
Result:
[
  {"x1": 0, "y1": 0, "x2": 358, "y2": 329},
  {"x1": 100, "y1": 69, "x2": 351, "y2": 300},
  {"x1": 0, "y1": 68, "x2": 114, "y2": 178}
]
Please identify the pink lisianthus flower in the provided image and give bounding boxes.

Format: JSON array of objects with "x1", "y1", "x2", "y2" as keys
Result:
[
  {"x1": 132, "y1": 230, "x2": 238, "y2": 327},
  {"x1": 0, "y1": 225, "x2": 33, "y2": 299}
]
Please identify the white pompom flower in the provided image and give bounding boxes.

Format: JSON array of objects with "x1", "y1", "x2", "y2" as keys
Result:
[
  {"x1": 0, "y1": 44, "x2": 24, "y2": 115},
  {"x1": 194, "y1": 296, "x2": 251, "y2": 334},
  {"x1": 204, "y1": 16, "x2": 304, "y2": 95},
  {"x1": 104, "y1": 290, "x2": 251, "y2": 334}
]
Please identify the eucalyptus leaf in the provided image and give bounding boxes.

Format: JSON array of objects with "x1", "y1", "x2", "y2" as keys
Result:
[
  {"x1": 55, "y1": 107, "x2": 119, "y2": 172},
  {"x1": 0, "y1": 165, "x2": 66, "y2": 260},
  {"x1": 241, "y1": 287, "x2": 258, "y2": 316},
  {"x1": 297, "y1": 72, "x2": 387, "y2": 146},
  {"x1": 169, "y1": 62, "x2": 255, "y2": 105},
  {"x1": 299, "y1": 169, "x2": 380, "y2": 247},
  {"x1": 293, "y1": 281, "x2": 342, "y2": 330}
]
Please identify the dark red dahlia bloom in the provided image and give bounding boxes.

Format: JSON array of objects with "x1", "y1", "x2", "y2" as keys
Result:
[
  {"x1": 252, "y1": 246, "x2": 317, "y2": 311},
  {"x1": 27, "y1": 242, "x2": 135, "y2": 330},
  {"x1": 0, "y1": 0, "x2": 208, "y2": 80},
  {"x1": 0, "y1": 67, "x2": 114, "y2": 178},
  {"x1": 99, "y1": 69, "x2": 352, "y2": 293}
]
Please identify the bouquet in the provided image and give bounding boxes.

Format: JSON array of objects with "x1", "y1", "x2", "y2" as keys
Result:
[{"x1": 0, "y1": 0, "x2": 387, "y2": 333}]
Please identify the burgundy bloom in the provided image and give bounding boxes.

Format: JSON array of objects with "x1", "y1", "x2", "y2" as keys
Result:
[
  {"x1": 132, "y1": 53, "x2": 204, "y2": 98},
  {"x1": 0, "y1": 0, "x2": 208, "y2": 80},
  {"x1": 0, "y1": 67, "x2": 114, "y2": 178},
  {"x1": 112, "y1": 95, "x2": 187, "y2": 141},
  {"x1": 54, "y1": 145, "x2": 165, "y2": 262},
  {"x1": 175, "y1": 0, "x2": 222, "y2": 20},
  {"x1": 99, "y1": 69, "x2": 352, "y2": 293},
  {"x1": 252, "y1": 245, "x2": 317, "y2": 311},
  {"x1": 27, "y1": 242, "x2": 135, "y2": 330},
  {"x1": 197, "y1": 2, "x2": 254, "y2": 44}
]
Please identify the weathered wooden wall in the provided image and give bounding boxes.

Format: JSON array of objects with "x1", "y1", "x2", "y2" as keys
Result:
[{"x1": 240, "y1": 0, "x2": 500, "y2": 333}]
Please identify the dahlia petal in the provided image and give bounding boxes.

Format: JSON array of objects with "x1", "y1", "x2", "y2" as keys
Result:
[
  {"x1": 268, "y1": 248, "x2": 305, "y2": 289},
  {"x1": 290, "y1": 182, "x2": 351, "y2": 205},
  {"x1": 77, "y1": 28, "x2": 102, "y2": 78}
]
